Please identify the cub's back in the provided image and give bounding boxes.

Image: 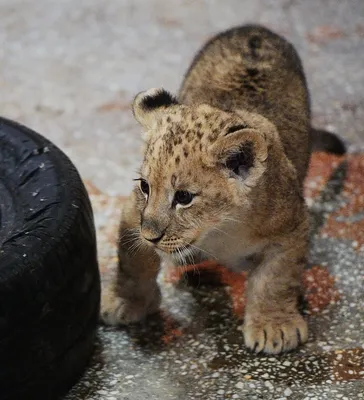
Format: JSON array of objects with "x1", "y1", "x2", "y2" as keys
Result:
[{"x1": 179, "y1": 25, "x2": 311, "y2": 183}]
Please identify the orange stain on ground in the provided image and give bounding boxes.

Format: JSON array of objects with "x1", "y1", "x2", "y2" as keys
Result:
[
  {"x1": 304, "y1": 152, "x2": 364, "y2": 250},
  {"x1": 165, "y1": 261, "x2": 339, "y2": 317},
  {"x1": 304, "y1": 152, "x2": 344, "y2": 199},
  {"x1": 321, "y1": 154, "x2": 364, "y2": 250},
  {"x1": 161, "y1": 317, "x2": 184, "y2": 345},
  {"x1": 302, "y1": 265, "x2": 340, "y2": 314}
]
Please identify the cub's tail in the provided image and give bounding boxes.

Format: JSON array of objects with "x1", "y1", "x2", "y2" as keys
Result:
[{"x1": 311, "y1": 128, "x2": 346, "y2": 155}]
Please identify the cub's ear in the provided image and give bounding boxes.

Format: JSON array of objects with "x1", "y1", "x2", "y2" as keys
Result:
[
  {"x1": 209, "y1": 127, "x2": 268, "y2": 182},
  {"x1": 132, "y1": 88, "x2": 178, "y2": 129}
]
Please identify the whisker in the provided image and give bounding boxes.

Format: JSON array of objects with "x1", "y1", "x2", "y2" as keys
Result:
[
  {"x1": 177, "y1": 247, "x2": 187, "y2": 266},
  {"x1": 120, "y1": 235, "x2": 140, "y2": 246},
  {"x1": 118, "y1": 227, "x2": 140, "y2": 244},
  {"x1": 126, "y1": 242, "x2": 140, "y2": 257},
  {"x1": 186, "y1": 246, "x2": 201, "y2": 287},
  {"x1": 189, "y1": 243, "x2": 218, "y2": 261},
  {"x1": 127, "y1": 237, "x2": 146, "y2": 257},
  {"x1": 210, "y1": 226, "x2": 232, "y2": 237},
  {"x1": 181, "y1": 243, "x2": 194, "y2": 265},
  {"x1": 120, "y1": 231, "x2": 139, "y2": 245},
  {"x1": 221, "y1": 216, "x2": 240, "y2": 224},
  {"x1": 186, "y1": 246, "x2": 196, "y2": 265}
]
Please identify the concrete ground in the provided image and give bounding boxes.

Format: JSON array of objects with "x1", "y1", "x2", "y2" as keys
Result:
[{"x1": 1, "y1": 0, "x2": 363, "y2": 399}]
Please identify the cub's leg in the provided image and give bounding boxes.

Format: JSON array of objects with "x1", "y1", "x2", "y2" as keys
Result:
[
  {"x1": 100, "y1": 192, "x2": 161, "y2": 326},
  {"x1": 244, "y1": 232, "x2": 308, "y2": 354}
]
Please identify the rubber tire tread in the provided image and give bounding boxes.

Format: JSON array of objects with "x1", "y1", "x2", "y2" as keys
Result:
[{"x1": 0, "y1": 117, "x2": 100, "y2": 400}]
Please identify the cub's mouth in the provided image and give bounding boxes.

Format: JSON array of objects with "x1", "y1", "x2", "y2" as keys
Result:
[{"x1": 155, "y1": 242, "x2": 198, "y2": 263}]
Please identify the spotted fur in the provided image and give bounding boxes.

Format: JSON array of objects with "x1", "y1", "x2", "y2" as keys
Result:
[{"x1": 101, "y1": 25, "x2": 343, "y2": 354}]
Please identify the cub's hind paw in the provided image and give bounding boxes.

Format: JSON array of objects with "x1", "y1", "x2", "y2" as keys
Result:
[
  {"x1": 243, "y1": 312, "x2": 308, "y2": 354},
  {"x1": 100, "y1": 286, "x2": 161, "y2": 326}
]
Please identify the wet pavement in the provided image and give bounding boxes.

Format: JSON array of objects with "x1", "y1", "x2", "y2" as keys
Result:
[{"x1": 1, "y1": 0, "x2": 363, "y2": 399}]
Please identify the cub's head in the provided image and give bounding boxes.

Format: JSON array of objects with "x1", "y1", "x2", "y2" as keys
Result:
[{"x1": 132, "y1": 88, "x2": 270, "y2": 262}]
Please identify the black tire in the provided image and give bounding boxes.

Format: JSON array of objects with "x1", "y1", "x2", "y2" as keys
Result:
[{"x1": 0, "y1": 117, "x2": 100, "y2": 400}]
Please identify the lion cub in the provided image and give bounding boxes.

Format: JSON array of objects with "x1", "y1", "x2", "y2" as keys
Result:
[{"x1": 101, "y1": 25, "x2": 344, "y2": 354}]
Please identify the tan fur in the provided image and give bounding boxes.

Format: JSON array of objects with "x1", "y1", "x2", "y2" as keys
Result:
[{"x1": 101, "y1": 25, "x2": 312, "y2": 354}]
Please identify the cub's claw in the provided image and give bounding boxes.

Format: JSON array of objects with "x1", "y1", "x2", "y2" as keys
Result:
[{"x1": 244, "y1": 313, "x2": 308, "y2": 354}]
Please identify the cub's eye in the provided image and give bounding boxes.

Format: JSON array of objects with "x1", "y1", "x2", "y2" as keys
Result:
[
  {"x1": 174, "y1": 190, "x2": 194, "y2": 206},
  {"x1": 139, "y1": 179, "x2": 150, "y2": 197}
]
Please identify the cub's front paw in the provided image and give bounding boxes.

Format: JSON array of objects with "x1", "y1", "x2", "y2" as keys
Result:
[
  {"x1": 243, "y1": 312, "x2": 308, "y2": 354},
  {"x1": 100, "y1": 285, "x2": 161, "y2": 326}
]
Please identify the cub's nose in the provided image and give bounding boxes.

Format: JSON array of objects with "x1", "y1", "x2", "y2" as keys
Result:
[
  {"x1": 143, "y1": 232, "x2": 165, "y2": 244},
  {"x1": 141, "y1": 218, "x2": 166, "y2": 244}
]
